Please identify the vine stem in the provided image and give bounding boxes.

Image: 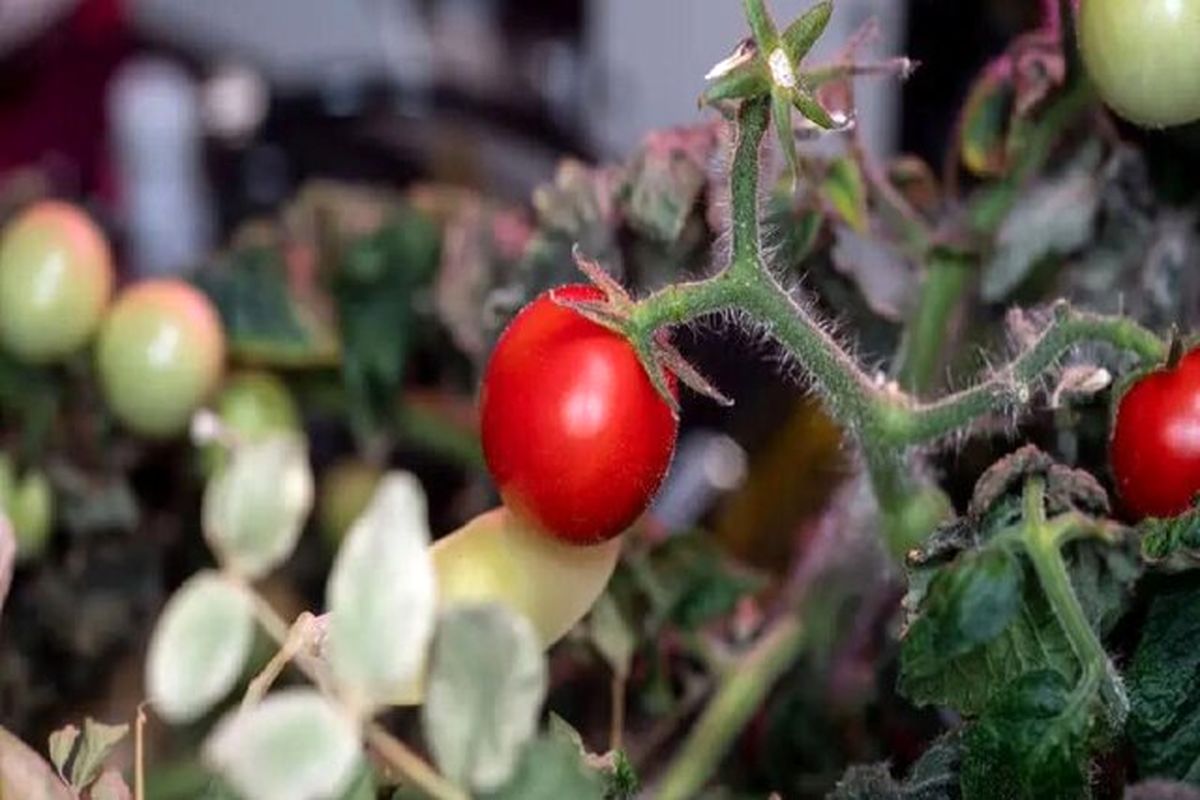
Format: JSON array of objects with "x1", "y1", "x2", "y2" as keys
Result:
[
  {"x1": 654, "y1": 615, "x2": 805, "y2": 800},
  {"x1": 625, "y1": 98, "x2": 1166, "y2": 554},
  {"x1": 242, "y1": 585, "x2": 468, "y2": 800},
  {"x1": 1021, "y1": 480, "x2": 1128, "y2": 723}
]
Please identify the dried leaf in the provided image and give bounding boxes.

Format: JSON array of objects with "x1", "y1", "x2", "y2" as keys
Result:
[{"x1": 70, "y1": 718, "x2": 129, "y2": 789}]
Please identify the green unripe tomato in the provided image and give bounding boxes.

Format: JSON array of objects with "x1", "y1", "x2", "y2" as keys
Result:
[
  {"x1": 1079, "y1": 0, "x2": 1200, "y2": 128},
  {"x1": 0, "y1": 201, "x2": 114, "y2": 363},
  {"x1": 0, "y1": 456, "x2": 54, "y2": 561},
  {"x1": 96, "y1": 280, "x2": 226, "y2": 438},
  {"x1": 203, "y1": 371, "x2": 300, "y2": 474},
  {"x1": 318, "y1": 460, "x2": 383, "y2": 548},
  {"x1": 10, "y1": 471, "x2": 53, "y2": 561}
]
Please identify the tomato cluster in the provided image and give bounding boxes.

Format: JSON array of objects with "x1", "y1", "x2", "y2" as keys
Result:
[
  {"x1": 0, "y1": 201, "x2": 228, "y2": 439},
  {"x1": 479, "y1": 284, "x2": 679, "y2": 545}
]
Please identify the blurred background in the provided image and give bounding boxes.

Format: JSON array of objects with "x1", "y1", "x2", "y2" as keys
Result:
[{"x1": 0, "y1": 0, "x2": 1043, "y2": 264}]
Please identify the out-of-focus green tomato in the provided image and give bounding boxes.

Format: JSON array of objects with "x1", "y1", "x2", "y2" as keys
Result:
[
  {"x1": 96, "y1": 280, "x2": 226, "y2": 438},
  {"x1": 0, "y1": 201, "x2": 114, "y2": 363},
  {"x1": 203, "y1": 371, "x2": 300, "y2": 474},
  {"x1": 318, "y1": 460, "x2": 383, "y2": 548},
  {"x1": 1079, "y1": 0, "x2": 1200, "y2": 128},
  {"x1": 0, "y1": 456, "x2": 54, "y2": 561},
  {"x1": 393, "y1": 505, "x2": 623, "y2": 705}
]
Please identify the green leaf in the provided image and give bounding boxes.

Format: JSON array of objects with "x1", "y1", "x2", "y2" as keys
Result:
[
  {"x1": 700, "y1": 60, "x2": 770, "y2": 106},
  {"x1": 828, "y1": 731, "x2": 962, "y2": 799},
  {"x1": 204, "y1": 689, "x2": 361, "y2": 800},
  {"x1": 589, "y1": 593, "x2": 635, "y2": 678},
  {"x1": 742, "y1": 0, "x2": 779, "y2": 49},
  {"x1": 422, "y1": 605, "x2": 547, "y2": 793},
  {"x1": 621, "y1": 533, "x2": 762, "y2": 633},
  {"x1": 960, "y1": 670, "x2": 1097, "y2": 800},
  {"x1": 791, "y1": 88, "x2": 839, "y2": 130},
  {"x1": 326, "y1": 473, "x2": 435, "y2": 707},
  {"x1": 481, "y1": 737, "x2": 605, "y2": 800},
  {"x1": 899, "y1": 452, "x2": 1138, "y2": 717},
  {"x1": 773, "y1": 93, "x2": 800, "y2": 190},
  {"x1": 194, "y1": 247, "x2": 339, "y2": 368},
  {"x1": 1140, "y1": 509, "x2": 1200, "y2": 571},
  {"x1": 47, "y1": 725, "x2": 78, "y2": 781},
  {"x1": 620, "y1": 130, "x2": 714, "y2": 243},
  {"x1": 782, "y1": 1, "x2": 832, "y2": 62},
  {"x1": 981, "y1": 160, "x2": 1101, "y2": 302},
  {"x1": 902, "y1": 546, "x2": 1025, "y2": 670},
  {"x1": 146, "y1": 571, "x2": 255, "y2": 723},
  {"x1": 959, "y1": 72, "x2": 1013, "y2": 177},
  {"x1": 70, "y1": 718, "x2": 129, "y2": 789},
  {"x1": 1128, "y1": 578, "x2": 1200, "y2": 783},
  {"x1": 334, "y1": 209, "x2": 440, "y2": 434},
  {"x1": 0, "y1": 724, "x2": 72, "y2": 800},
  {"x1": 822, "y1": 157, "x2": 868, "y2": 233},
  {"x1": 202, "y1": 435, "x2": 314, "y2": 579}
]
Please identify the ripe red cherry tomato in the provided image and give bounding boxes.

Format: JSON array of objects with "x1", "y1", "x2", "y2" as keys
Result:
[
  {"x1": 1111, "y1": 348, "x2": 1200, "y2": 518},
  {"x1": 480, "y1": 284, "x2": 678, "y2": 544}
]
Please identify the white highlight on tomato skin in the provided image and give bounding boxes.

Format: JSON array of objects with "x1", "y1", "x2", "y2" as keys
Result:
[
  {"x1": 560, "y1": 354, "x2": 617, "y2": 439},
  {"x1": 31, "y1": 250, "x2": 66, "y2": 309}
]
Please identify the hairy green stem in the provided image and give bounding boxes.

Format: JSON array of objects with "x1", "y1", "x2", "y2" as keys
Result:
[
  {"x1": 1021, "y1": 480, "x2": 1128, "y2": 721},
  {"x1": 731, "y1": 97, "x2": 772, "y2": 272},
  {"x1": 654, "y1": 616, "x2": 805, "y2": 800},
  {"x1": 902, "y1": 308, "x2": 1165, "y2": 443}
]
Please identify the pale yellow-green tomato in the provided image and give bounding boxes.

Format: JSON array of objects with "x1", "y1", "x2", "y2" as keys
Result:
[
  {"x1": 0, "y1": 201, "x2": 114, "y2": 363},
  {"x1": 0, "y1": 455, "x2": 54, "y2": 561},
  {"x1": 318, "y1": 460, "x2": 384, "y2": 548},
  {"x1": 393, "y1": 506, "x2": 623, "y2": 705},
  {"x1": 96, "y1": 280, "x2": 226, "y2": 438},
  {"x1": 1079, "y1": 0, "x2": 1200, "y2": 128}
]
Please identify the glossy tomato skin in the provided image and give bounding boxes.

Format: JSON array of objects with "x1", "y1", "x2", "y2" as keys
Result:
[
  {"x1": 1079, "y1": 0, "x2": 1200, "y2": 128},
  {"x1": 0, "y1": 202, "x2": 114, "y2": 363},
  {"x1": 480, "y1": 284, "x2": 678, "y2": 544},
  {"x1": 1111, "y1": 349, "x2": 1200, "y2": 519},
  {"x1": 96, "y1": 280, "x2": 226, "y2": 438}
]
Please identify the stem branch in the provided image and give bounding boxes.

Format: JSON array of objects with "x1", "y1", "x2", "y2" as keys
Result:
[{"x1": 654, "y1": 616, "x2": 805, "y2": 800}]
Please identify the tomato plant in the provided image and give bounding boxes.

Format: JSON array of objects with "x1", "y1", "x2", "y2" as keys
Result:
[
  {"x1": 95, "y1": 280, "x2": 226, "y2": 437},
  {"x1": 480, "y1": 284, "x2": 678, "y2": 545},
  {"x1": 1110, "y1": 348, "x2": 1200, "y2": 518},
  {"x1": 0, "y1": 201, "x2": 113, "y2": 363},
  {"x1": 1079, "y1": 0, "x2": 1200, "y2": 127},
  {"x1": 11, "y1": 2, "x2": 1200, "y2": 800}
]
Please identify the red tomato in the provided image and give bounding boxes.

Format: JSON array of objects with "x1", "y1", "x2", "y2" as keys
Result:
[
  {"x1": 480, "y1": 284, "x2": 678, "y2": 544},
  {"x1": 1111, "y1": 349, "x2": 1200, "y2": 518}
]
